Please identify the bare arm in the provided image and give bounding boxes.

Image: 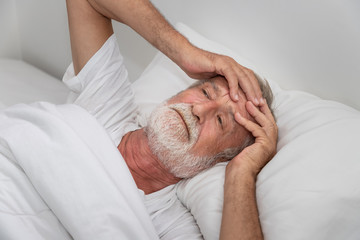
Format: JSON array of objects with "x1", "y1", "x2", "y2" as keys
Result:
[
  {"x1": 88, "y1": 0, "x2": 188, "y2": 68},
  {"x1": 66, "y1": 0, "x2": 114, "y2": 75},
  {"x1": 220, "y1": 102, "x2": 278, "y2": 240},
  {"x1": 87, "y1": 0, "x2": 264, "y2": 104},
  {"x1": 221, "y1": 168, "x2": 263, "y2": 239}
]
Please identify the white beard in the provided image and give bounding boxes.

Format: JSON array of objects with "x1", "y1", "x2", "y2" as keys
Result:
[{"x1": 145, "y1": 103, "x2": 217, "y2": 178}]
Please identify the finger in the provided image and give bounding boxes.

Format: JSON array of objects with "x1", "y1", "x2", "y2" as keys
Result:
[
  {"x1": 232, "y1": 64, "x2": 264, "y2": 106},
  {"x1": 216, "y1": 57, "x2": 252, "y2": 102},
  {"x1": 245, "y1": 101, "x2": 270, "y2": 128},
  {"x1": 255, "y1": 101, "x2": 278, "y2": 139},
  {"x1": 233, "y1": 66, "x2": 257, "y2": 103},
  {"x1": 226, "y1": 71, "x2": 241, "y2": 102},
  {"x1": 217, "y1": 63, "x2": 241, "y2": 101},
  {"x1": 215, "y1": 56, "x2": 260, "y2": 103},
  {"x1": 242, "y1": 67, "x2": 263, "y2": 105},
  {"x1": 258, "y1": 100, "x2": 276, "y2": 124},
  {"x1": 234, "y1": 112, "x2": 265, "y2": 139}
]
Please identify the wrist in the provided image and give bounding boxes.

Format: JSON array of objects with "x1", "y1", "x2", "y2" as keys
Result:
[
  {"x1": 171, "y1": 38, "x2": 199, "y2": 70},
  {"x1": 225, "y1": 158, "x2": 259, "y2": 181},
  {"x1": 223, "y1": 162, "x2": 258, "y2": 212}
]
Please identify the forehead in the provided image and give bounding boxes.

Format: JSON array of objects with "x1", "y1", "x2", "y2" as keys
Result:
[
  {"x1": 190, "y1": 76, "x2": 229, "y2": 92},
  {"x1": 193, "y1": 76, "x2": 249, "y2": 115}
]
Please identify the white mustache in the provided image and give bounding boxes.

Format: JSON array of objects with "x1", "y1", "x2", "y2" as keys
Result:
[{"x1": 168, "y1": 103, "x2": 199, "y2": 143}]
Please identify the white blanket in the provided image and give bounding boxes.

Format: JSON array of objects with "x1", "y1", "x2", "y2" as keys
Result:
[{"x1": 0, "y1": 102, "x2": 159, "y2": 240}]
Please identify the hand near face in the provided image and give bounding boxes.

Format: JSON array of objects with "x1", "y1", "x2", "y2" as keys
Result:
[
  {"x1": 220, "y1": 101, "x2": 276, "y2": 240},
  {"x1": 180, "y1": 47, "x2": 264, "y2": 105},
  {"x1": 228, "y1": 101, "x2": 278, "y2": 177}
]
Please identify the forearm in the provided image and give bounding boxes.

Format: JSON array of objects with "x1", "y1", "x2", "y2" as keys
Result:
[
  {"x1": 220, "y1": 166, "x2": 263, "y2": 240},
  {"x1": 88, "y1": 0, "x2": 193, "y2": 66},
  {"x1": 219, "y1": 95, "x2": 277, "y2": 240}
]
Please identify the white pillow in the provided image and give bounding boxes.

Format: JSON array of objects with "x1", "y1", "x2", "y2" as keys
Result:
[
  {"x1": 0, "y1": 58, "x2": 69, "y2": 107},
  {"x1": 132, "y1": 23, "x2": 360, "y2": 240}
]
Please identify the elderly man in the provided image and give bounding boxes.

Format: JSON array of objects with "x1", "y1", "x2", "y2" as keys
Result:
[
  {"x1": 64, "y1": 0, "x2": 277, "y2": 239},
  {"x1": 0, "y1": 0, "x2": 276, "y2": 239},
  {"x1": 120, "y1": 75, "x2": 274, "y2": 192},
  {"x1": 0, "y1": 0, "x2": 277, "y2": 238}
]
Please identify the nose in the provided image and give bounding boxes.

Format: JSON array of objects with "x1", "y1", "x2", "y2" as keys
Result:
[{"x1": 192, "y1": 100, "x2": 220, "y2": 125}]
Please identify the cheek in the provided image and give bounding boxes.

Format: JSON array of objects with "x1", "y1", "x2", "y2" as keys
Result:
[
  {"x1": 223, "y1": 128, "x2": 250, "y2": 151},
  {"x1": 191, "y1": 122, "x2": 222, "y2": 156},
  {"x1": 194, "y1": 126, "x2": 250, "y2": 157}
]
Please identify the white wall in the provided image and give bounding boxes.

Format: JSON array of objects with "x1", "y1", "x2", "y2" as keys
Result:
[
  {"x1": 0, "y1": 0, "x2": 22, "y2": 59},
  {"x1": 7, "y1": 0, "x2": 156, "y2": 81},
  {"x1": 151, "y1": 0, "x2": 360, "y2": 110},
  {"x1": 1, "y1": 0, "x2": 359, "y2": 110},
  {"x1": 14, "y1": 0, "x2": 72, "y2": 79},
  {"x1": 112, "y1": 22, "x2": 158, "y2": 82}
]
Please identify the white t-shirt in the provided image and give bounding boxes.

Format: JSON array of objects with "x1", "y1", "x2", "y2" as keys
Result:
[{"x1": 62, "y1": 34, "x2": 202, "y2": 240}]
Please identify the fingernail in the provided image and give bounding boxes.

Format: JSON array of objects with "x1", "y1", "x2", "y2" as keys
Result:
[
  {"x1": 234, "y1": 93, "x2": 239, "y2": 101},
  {"x1": 235, "y1": 112, "x2": 242, "y2": 120},
  {"x1": 260, "y1": 98, "x2": 265, "y2": 105},
  {"x1": 254, "y1": 98, "x2": 260, "y2": 105}
]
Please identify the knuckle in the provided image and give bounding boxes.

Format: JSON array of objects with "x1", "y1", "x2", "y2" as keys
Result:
[
  {"x1": 238, "y1": 70, "x2": 247, "y2": 78},
  {"x1": 247, "y1": 68, "x2": 254, "y2": 75}
]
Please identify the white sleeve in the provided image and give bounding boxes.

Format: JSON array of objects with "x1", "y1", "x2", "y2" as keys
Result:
[
  {"x1": 62, "y1": 34, "x2": 139, "y2": 145},
  {"x1": 144, "y1": 185, "x2": 203, "y2": 240}
]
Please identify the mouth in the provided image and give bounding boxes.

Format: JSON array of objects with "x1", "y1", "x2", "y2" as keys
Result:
[{"x1": 170, "y1": 107, "x2": 191, "y2": 141}]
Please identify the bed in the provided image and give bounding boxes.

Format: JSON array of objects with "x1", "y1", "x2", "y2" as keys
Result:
[{"x1": 1, "y1": 22, "x2": 360, "y2": 240}]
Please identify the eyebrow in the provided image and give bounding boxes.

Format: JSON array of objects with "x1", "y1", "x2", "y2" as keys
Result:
[{"x1": 209, "y1": 80, "x2": 221, "y2": 95}]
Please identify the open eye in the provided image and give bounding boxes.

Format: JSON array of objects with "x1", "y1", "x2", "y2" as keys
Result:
[{"x1": 202, "y1": 89, "x2": 210, "y2": 99}]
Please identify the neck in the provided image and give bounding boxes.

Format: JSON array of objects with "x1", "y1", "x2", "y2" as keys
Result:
[{"x1": 118, "y1": 129, "x2": 181, "y2": 194}]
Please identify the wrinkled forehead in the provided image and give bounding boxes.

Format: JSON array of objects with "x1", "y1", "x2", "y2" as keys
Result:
[
  {"x1": 184, "y1": 76, "x2": 252, "y2": 117},
  {"x1": 187, "y1": 76, "x2": 229, "y2": 91},
  {"x1": 191, "y1": 76, "x2": 255, "y2": 130},
  {"x1": 207, "y1": 75, "x2": 229, "y2": 87},
  {"x1": 201, "y1": 76, "x2": 251, "y2": 113}
]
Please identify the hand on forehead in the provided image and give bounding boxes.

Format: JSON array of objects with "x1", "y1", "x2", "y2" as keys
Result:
[
  {"x1": 199, "y1": 76, "x2": 255, "y2": 122},
  {"x1": 209, "y1": 76, "x2": 258, "y2": 121},
  {"x1": 219, "y1": 65, "x2": 265, "y2": 106},
  {"x1": 211, "y1": 76, "x2": 256, "y2": 100}
]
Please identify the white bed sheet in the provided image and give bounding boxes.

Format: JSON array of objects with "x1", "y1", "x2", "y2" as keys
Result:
[{"x1": 0, "y1": 102, "x2": 160, "y2": 240}]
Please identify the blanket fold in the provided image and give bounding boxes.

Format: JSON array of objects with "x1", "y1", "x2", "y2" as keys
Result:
[{"x1": 0, "y1": 102, "x2": 159, "y2": 240}]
